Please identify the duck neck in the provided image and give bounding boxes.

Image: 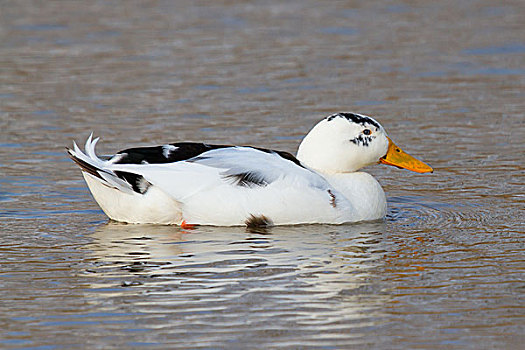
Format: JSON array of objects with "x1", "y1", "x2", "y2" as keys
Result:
[
  {"x1": 297, "y1": 144, "x2": 360, "y2": 174},
  {"x1": 322, "y1": 172, "x2": 387, "y2": 221}
]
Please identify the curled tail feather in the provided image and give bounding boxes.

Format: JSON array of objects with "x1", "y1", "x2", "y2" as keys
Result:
[{"x1": 67, "y1": 134, "x2": 135, "y2": 195}]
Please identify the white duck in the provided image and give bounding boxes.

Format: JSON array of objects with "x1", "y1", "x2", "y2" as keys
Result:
[{"x1": 68, "y1": 112, "x2": 432, "y2": 227}]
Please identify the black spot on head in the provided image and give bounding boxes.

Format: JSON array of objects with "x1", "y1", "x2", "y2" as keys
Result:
[
  {"x1": 223, "y1": 171, "x2": 269, "y2": 188},
  {"x1": 245, "y1": 214, "x2": 273, "y2": 228},
  {"x1": 326, "y1": 112, "x2": 380, "y2": 129},
  {"x1": 350, "y1": 134, "x2": 375, "y2": 147}
]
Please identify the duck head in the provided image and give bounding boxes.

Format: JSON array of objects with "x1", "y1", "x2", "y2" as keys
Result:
[{"x1": 296, "y1": 112, "x2": 433, "y2": 174}]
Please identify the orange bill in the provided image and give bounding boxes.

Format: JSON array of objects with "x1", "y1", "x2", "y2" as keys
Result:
[{"x1": 379, "y1": 137, "x2": 433, "y2": 173}]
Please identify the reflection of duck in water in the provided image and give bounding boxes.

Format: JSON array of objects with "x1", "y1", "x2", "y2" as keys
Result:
[
  {"x1": 68, "y1": 112, "x2": 432, "y2": 226},
  {"x1": 88, "y1": 221, "x2": 387, "y2": 275},
  {"x1": 87, "y1": 221, "x2": 388, "y2": 307},
  {"x1": 87, "y1": 223, "x2": 187, "y2": 264}
]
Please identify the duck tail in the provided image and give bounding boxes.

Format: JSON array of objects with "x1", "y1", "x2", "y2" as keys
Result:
[{"x1": 67, "y1": 134, "x2": 135, "y2": 194}]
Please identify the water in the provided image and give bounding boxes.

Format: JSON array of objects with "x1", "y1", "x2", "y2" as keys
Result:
[{"x1": 1, "y1": 0, "x2": 524, "y2": 348}]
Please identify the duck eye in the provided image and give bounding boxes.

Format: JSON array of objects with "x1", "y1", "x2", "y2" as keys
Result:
[{"x1": 363, "y1": 129, "x2": 371, "y2": 135}]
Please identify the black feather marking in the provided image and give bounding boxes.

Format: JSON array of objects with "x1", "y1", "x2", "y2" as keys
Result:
[
  {"x1": 269, "y1": 150, "x2": 304, "y2": 168},
  {"x1": 245, "y1": 214, "x2": 273, "y2": 228},
  {"x1": 113, "y1": 143, "x2": 232, "y2": 165},
  {"x1": 67, "y1": 148, "x2": 108, "y2": 180},
  {"x1": 113, "y1": 171, "x2": 151, "y2": 194},
  {"x1": 326, "y1": 112, "x2": 380, "y2": 129},
  {"x1": 327, "y1": 189, "x2": 337, "y2": 208},
  {"x1": 230, "y1": 147, "x2": 304, "y2": 168},
  {"x1": 111, "y1": 142, "x2": 306, "y2": 169},
  {"x1": 67, "y1": 148, "x2": 151, "y2": 194},
  {"x1": 223, "y1": 171, "x2": 269, "y2": 188}
]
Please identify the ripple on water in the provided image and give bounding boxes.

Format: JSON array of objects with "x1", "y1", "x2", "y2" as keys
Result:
[{"x1": 387, "y1": 195, "x2": 497, "y2": 230}]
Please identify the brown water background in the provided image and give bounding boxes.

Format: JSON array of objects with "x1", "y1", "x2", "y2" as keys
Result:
[{"x1": 1, "y1": 1, "x2": 524, "y2": 349}]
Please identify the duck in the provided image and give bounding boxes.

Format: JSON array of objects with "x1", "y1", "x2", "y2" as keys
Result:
[{"x1": 67, "y1": 112, "x2": 433, "y2": 227}]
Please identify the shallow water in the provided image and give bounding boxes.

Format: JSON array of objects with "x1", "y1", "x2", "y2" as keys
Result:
[{"x1": 1, "y1": 0, "x2": 524, "y2": 349}]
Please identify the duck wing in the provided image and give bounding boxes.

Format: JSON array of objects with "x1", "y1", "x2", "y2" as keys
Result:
[
  {"x1": 69, "y1": 136, "x2": 329, "y2": 199},
  {"x1": 109, "y1": 144, "x2": 330, "y2": 200}
]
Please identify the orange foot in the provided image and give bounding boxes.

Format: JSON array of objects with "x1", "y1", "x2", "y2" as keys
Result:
[{"x1": 181, "y1": 220, "x2": 197, "y2": 230}]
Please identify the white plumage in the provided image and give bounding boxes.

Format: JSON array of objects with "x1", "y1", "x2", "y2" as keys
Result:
[{"x1": 68, "y1": 112, "x2": 432, "y2": 226}]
